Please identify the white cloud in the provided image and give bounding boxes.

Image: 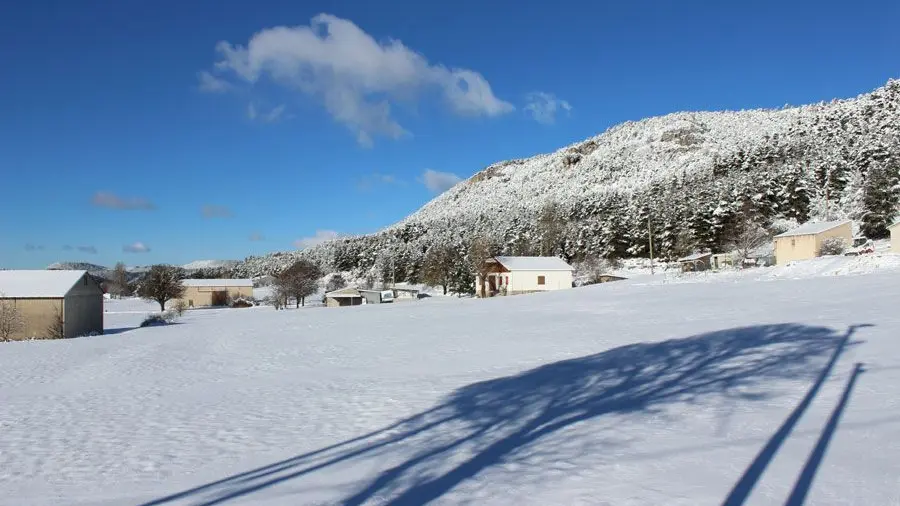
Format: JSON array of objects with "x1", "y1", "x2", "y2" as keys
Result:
[
  {"x1": 123, "y1": 242, "x2": 151, "y2": 253},
  {"x1": 203, "y1": 14, "x2": 513, "y2": 145},
  {"x1": 247, "y1": 103, "x2": 287, "y2": 123},
  {"x1": 249, "y1": 232, "x2": 265, "y2": 241},
  {"x1": 421, "y1": 169, "x2": 462, "y2": 193},
  {"x1": 524, "y1": 92, "x2": 572, "y2": 125},
  {"x1": 357, "y1": 172, "x2": 404, "y2": 192},
  {"x1": 293, "y1": 230, "x2": 340, "y2": 249},
  {"x1": 202, "y1": 205, "x2": 233, "y2": 218},
  {"x1": 197, "y1": 70, "x2": 232, "y2": 93},
  {"x1": 91, "y1": 191, "x2": 156, "y2": 210}
]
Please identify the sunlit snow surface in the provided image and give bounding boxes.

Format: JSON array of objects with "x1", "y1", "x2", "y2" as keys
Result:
[{"x1": 1, "y1": 266, "x2": 898, "y2": 505}]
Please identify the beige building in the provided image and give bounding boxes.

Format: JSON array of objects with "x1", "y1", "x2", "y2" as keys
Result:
[
  {"x1": 0, "y1": 270, "x2": 103, "y2": 340},
  {"x1": 774, "y1": 220, "x2": 853, "y2": 265},
  {"x1": 325, "y1": 287, "x2": 364, "y2": 307},
  {"x1": 890, "y1": 221, "x2": 900, "y2": 253},
  {"x1": 476, "y1": 256, "x2": 574, "y2": 298},
  {"x1": 179, "y1": 279, "x2": 253, "y2": 308}
]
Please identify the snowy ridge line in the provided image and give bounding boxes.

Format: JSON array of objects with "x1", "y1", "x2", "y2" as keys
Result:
[{"x1": 234, "y1": 79, "x2": 900, "y2": 278}]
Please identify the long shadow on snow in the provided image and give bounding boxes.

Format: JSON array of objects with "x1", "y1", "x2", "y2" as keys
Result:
[
  {"x1": 142, "y1": 323, "x2": 867, "y2": 506},
  {"x1": 722, "y1": 324, "x2": 868, "y2": 506}
]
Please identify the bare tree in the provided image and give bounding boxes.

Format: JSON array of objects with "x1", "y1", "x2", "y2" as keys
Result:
[
  {"x1": 0, "y1": 296, "x2": 24, "y2": 342},
  {"x1": 724, "y1": 205, "x2": 771, "y2": 266},
  {"x1": 45, "y1": 307, "x2": 65, "y2": 339},
  {"x1": 326, "y1": 274, "x2": 348, "y2": 293},
  {"x1": 137, "y1": 265, "x2": 187, "y2": 312},
  {"x1": 422, "y1": 244, "x2": 457, "y2": 295},
  {"x1": 109, "y1": 262, "x2": 132, "y2": 298},
  {"x1": 277, "y1": 259, "x2": 323, "y2": 308},
  {"x1": 469, "y1": 236, "x2": 498, "y2": 298}
]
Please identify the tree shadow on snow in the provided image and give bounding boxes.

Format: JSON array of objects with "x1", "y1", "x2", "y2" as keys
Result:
[{"x1": 142, "y1": 323, "x2": 869, "y2": 506}]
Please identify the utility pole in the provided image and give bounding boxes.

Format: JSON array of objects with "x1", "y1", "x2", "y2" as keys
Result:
[{"x1": 648, "y1": 217, "x2": 656, "y2": 275}]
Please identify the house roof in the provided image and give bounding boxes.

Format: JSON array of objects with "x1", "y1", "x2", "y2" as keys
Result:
[
  {"x1": 774, "y1": 220, "x2": 851, "y2": 238},
  {"x1": 492, "y1": 256, "x2": 574, "y2": 271},
  {"x1": 677, "y1": 252, "x2": 712, "y2": 262},
  {"x1": 0, "y1": 270, "x2": 90, "y2": 298},
  {"x1": 326, "y1": 287, "x2": 362, "y2": 298},
  {"x1": 181, "y1": 279, "x2": 253, "y2": 287},
  {"x1": 889, "y1": 220, "x2": 900, "y2": 230}
]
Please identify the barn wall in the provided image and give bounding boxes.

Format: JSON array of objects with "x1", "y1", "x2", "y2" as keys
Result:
[
  {"x1": 64, "y1": 293, "x2": 104, "y2": 338},
  {"x1": 2, "y1": 298, "x2": 63, "y2": 340}
]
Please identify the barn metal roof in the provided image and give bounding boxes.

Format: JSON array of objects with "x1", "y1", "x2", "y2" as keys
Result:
[
  {"x1": 774, "y1": 220, "x2": 851, "y2": 238},
  {"x1": 325, "y1": 287, "x2": 362, "y2": 298},
  {"x1": 677, "y1": 252, "x2": 712, "y2": 262},
  {"x1": 0, "y1": 270, "x2": 89, "y2": 298},
  {"x1": 492, "y1": 256, "x2": 574, "y2": 271},
  {"x1": 181, "y1": 279, "x2": 253, "y2": 287}
]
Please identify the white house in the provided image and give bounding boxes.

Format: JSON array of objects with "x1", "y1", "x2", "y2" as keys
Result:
[{"x1": 475, "y1": 256, "x2": 574, "y2": 297}]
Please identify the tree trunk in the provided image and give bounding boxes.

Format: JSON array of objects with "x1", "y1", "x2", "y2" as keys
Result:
[
  {"x1": 301, "y1": 296, "x2": 305, "y2": 307},
  {"x1": 442, "y1": 284, "x2": 447, "y2": 295},
  {"x1": 158, "y1": 300, "x2": 166, "y2": 312}
]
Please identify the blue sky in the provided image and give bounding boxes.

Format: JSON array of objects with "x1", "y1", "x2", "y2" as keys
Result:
[{"x1": 1, "y1": 0, "x2": 898, "y2": 269}]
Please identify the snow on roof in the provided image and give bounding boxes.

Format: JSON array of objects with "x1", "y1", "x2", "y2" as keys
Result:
[
  {"x1": 493, "y1": 256, "x2": 574, "y2": 271},
  {"x1": 181, "y1": 279, "x2": 253, "y2": 287},
  {"x1": 326, "y1": 287, "x2": 361, "y2": 298},
  {"x1": 677, "y1": 252, "x2": 712, "y2": 262},
  {"x1": 0, "y1": 270, "x2": 89, "y2": 298},
  {"x1": 775, "y1": 220, "x2": 851, "y2": 238},
  {"x1": 889, "y1": 220, "x2": 900, "y2": 230}
]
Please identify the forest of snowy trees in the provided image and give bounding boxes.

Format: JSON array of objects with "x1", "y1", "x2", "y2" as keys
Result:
[{"x1": 234, "y1": 80, "x2": 900, "y2": 290}]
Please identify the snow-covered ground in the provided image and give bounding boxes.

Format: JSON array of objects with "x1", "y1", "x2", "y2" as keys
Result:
[
  {"x1": 1, "y1": 271, "x2": 899, "y2": 505},
  {"x1": 610, "y1": 251, "x2": 900, "y2": 286}
]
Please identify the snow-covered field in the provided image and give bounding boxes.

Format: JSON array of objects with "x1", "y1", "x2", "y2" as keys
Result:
[
  {"x1": 1, "y1": 272, "x2": 899, "y2": 505},
  {"x1": 610, "y1": 251, "x2": 900, "y2": 286}
]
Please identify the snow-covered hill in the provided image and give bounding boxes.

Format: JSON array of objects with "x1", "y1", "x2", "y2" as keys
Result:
[
  {"x1": 182, "y1": 259, "x2": 240, "y2": 271},
  {"x1": 235, "y1": 79, "x2": 900, "y2": 279},
  {"x1": 1, "y1": 271, "x2": 897, "y2": 504}
]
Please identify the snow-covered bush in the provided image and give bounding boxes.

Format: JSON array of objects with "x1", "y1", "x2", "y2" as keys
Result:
[
  {"x1": 818, "y1": 237, "x2": 847, "y2": 256},
  {"x1": 141, "y1": 309, "x2": 180, "y2": 328},
  {"x1": 172, "y1": 299, "x2": 188, "y2": 316},
  {"x1": 231, "y1": 297, "x2": 254, "y2": 308}
]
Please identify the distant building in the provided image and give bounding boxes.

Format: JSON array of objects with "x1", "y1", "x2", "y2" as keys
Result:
[
  {"x1": 890, "y1": 221, "x2": 900, "y2": 253},
  {"x1": 774, "y1": 220, "x2": 852, "y2": 265},
  {"x1": 359, "y1": 289, "x2": 394, "y2": 304},
  {"x1": 325, "y1": 287, "x2": 364, "y2": 307},
  {"x1": 677, "y1": 252, "x2": 712, "y2": 272},
  {"x1": 0, "y1": 270, "x2": 103, "y2": 340},
  {"x1": 475, "y1": 256, "x2": 574, "y2": 298},
  {"x1": 179, "y1": 279, "x2": 253, "y2": 308}
]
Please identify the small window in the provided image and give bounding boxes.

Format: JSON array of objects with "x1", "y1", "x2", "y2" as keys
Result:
[{"x1": 537, "y1": 275, "x2": 546, "y2": 286}]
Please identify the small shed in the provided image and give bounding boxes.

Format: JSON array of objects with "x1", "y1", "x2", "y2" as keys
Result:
[
  {"x1": 890, "y1": 221, "x2": 900, "y2": 253},
  {"x1": 677, "y1": 252, "x2": 712, "y2": 272},
  {"x1": 392, "y1": 287, "x2": 421, "y2": 300},
  {"x1": 0, "y1": 270, "x2": 103, "y2": 340},
  {"x1": 179, "y1": 279, "x2": 253, "y2": 307},
  {"x1": 325, "y1": 287, "x2": 364, "y2": 307},
  {"x1": 774, "y1": 220, "x2": 852, "y2": 265},
  {"x1": 710, "y1": 253, "x2": 734, "y2": 270},
  {"x1": 358, "y1": 289, "x2": 394, "y2": 304},
  {"x1": 475, "y1": 256, "x2": 574, "y2": 298}
]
